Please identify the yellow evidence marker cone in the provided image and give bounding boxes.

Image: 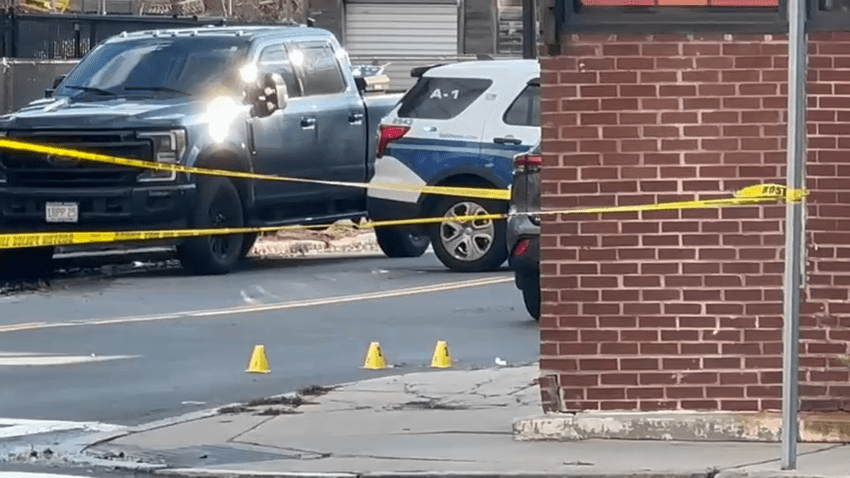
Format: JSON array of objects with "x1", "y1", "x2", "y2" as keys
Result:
[
  {"x1": 363, "y1": 342, "x2": 387, "y2": 370},
  {"x1": 430, "y1": 340, "x2": 452, "y2": 368},
  {"x1": 246, "y1": 344, "x2": 271, "y2": 374}
]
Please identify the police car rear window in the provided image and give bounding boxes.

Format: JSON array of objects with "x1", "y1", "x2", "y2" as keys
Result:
[{"x1": 397, "y1": 77, "x2": 493, "y2": 120}]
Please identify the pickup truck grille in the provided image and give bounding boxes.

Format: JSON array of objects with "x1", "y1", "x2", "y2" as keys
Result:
[{"x1": 1, "y1": 131, "x2": 153, "y2": 188}]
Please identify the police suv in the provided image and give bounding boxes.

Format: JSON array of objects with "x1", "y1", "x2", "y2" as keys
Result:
[{"x1": 366, "y1": 59, "x2": 540, "y2": 272}]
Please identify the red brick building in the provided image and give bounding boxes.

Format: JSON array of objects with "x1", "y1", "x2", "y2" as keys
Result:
[{"x1": 537, "y1": 0, "x2": 850, "y2": 414}]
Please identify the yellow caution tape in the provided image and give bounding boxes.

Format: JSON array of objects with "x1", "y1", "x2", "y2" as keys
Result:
[
  {"x1": 0, "y1": 184, "x2": 806, "y2": 251},
  {"x1": 0, "y1": 139, "x2": 510, "y2": 201}
]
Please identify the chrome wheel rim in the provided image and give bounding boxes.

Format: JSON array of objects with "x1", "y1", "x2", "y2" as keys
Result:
[{"x1": 439, "y1": 201, "x2": 495, "y2": 262}]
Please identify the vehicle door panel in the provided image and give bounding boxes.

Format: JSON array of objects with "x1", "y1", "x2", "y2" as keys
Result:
[
  {"x1": 292, "y1": 41, "x2": 366, "y2": 204},
  {"x1": 480, "y1": 79, "x2": 540, "y2": 186},
  {"x1": 250, "y1": 42, "x2": 320, "y2": 204}
]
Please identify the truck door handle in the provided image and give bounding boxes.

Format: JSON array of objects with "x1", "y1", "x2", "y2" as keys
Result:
[
  {"x1": 349, "y1": 112, "x2": 364, "y2": 123},
  {"x1": 494, "y1": 137, "x2": 522, "y2": 145},
  {"x1": 301, "y1": 117, "x2": 317, "y2": 129}
]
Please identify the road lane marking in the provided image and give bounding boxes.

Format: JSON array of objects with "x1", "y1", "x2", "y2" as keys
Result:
[
  {"x1": 0, "y1": 352, "x2": 140, "y2": 366},
  {"x1": 0, "y1": 276, "x2": 513, "y2": 335},
  {"x1": 0, "y1": 474, "x2": 100, "y2": 478},
  {"x1": 0, "y1": 418, "x2": 124, "y2": 439}
]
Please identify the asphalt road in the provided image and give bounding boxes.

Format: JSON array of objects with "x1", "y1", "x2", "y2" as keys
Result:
[{"x1": 0, "y1": 251, "x2": 539, "y2": 428}]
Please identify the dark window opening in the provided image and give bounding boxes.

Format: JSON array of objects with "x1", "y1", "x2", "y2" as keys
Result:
[
  {"x1": 294, "y1": 42, "x2": 346, "y2": 97},
  {"x1": 504, "y1": 83, "x2": 540, "y2": 127},
  {"x1": 258, "y1": 43, "x2": 303, "y2": 98},
  {"x1": 562, "y1": 0, "x2": 786, "y2": 33},
  {"x1": 397, "y1": 77, "x2": 493, "y2": 120}
]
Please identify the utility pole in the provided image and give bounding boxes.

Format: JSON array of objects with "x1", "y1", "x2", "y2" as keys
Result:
[
  {"x1": 781, "y1": 0, "x2": 806, "y2": 469},
  {"x1": 522, "y1": 0, "x2": 536, "y2": 59}
]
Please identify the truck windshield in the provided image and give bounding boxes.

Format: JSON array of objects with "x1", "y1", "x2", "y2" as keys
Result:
[{"x1": 54, "y1": 36, "x2": 252, "y2": 99}]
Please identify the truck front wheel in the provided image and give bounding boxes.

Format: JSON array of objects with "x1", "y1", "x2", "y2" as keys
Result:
[
  {"x1": 177, "y1": 177, "x2": 245, "y2": 275},
  {"x1": 0, "y1": 246, "x2": 55, "y2": 280}
]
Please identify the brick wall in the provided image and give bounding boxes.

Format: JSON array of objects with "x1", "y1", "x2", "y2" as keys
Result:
[{"x1": 539, "y1": 32, "x2": 850, "y2": 413}]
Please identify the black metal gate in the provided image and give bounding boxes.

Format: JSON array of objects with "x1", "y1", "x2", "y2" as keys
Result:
[{"x1": 0, "y1": 11, "x2": 229, "y2": 59}]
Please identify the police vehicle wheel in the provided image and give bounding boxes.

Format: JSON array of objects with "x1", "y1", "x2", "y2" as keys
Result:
[
  {"x1": 178, "y1": 177, "x2": 245, "y2": 275},
  {"x1": 428, "y1": 197, "x2": 508, "y2": 272},
  {"x1": 375, "y1": 227, "x2": 430, "y2": 258}
]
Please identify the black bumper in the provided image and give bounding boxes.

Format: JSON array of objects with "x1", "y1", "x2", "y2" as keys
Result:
[
  {"x1": 367, "y1": 196, "x2": 423, "y2": 224},
  {"x1": 0, "y1": 183, "x2": 197, "y2": 232}
]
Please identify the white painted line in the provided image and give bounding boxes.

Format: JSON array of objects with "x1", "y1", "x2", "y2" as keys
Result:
[
  {"x1": 0, "y1": 474, "x2": 92, "y2": 478},
  {"x1": 0, "y1": 418, "x2": 124, "y2": 439},
  {"x1": 0, "y1": 352, "x2": 140, "y2": 366},
  {"x1": 0, "y1": 276, "x2": 512, "y2": 335}
]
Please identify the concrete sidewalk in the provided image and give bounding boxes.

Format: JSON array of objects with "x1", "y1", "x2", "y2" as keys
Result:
[{"x1": 80, "y1": 365, "x2": 848, "y2": 478}]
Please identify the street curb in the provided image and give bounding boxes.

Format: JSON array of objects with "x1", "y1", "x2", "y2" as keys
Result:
[
  {"x1": 155, "y1": 471, "x2": 358, "y2": 478},
  {"x1": 716, "y1": 472, "x2": 838, "y2": 478},
  {"x1": 152, "y1": 470, "x2": 716, "y2": 478},
  {"x1": 65, "y1": 407, "x2": 225, "y2": 453},
  {"x1": 512, "y1": 411, "x2": 850, "y2": 443}
]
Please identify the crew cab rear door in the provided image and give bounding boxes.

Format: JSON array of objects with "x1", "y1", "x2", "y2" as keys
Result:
[{"x1": 291, "y1": 40, "x2": 367, "y2": 204}]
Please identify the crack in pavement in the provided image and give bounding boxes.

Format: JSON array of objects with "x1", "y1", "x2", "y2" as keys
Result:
[
  {"x1": 226, "y1": 440, "x2": 479, "y2": 464},
  {"x1": 226, "y1": 417, "x2": 276, "y2": 445},
  {"x1": 718, "y1": 443, "x2": 848, "y2": 472},
  {"x1": 226, "y1": 440, "x2": 332, "y2": 460}
]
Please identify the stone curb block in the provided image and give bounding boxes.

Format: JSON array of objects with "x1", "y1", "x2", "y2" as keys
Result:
[
  {"x1": 716, "y1": 472, "x2": 838, "y2": 478},
  {"x1": 512, "y1": 411, "x2": 850, "y2": 443}
]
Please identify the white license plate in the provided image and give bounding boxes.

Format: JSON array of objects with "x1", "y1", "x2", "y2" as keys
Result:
[{"x1": 45, "y1": 202, "x2": 79, "y2": 223}]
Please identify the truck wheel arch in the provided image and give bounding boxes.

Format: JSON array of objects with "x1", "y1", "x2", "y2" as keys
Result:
[{"x1": 193, "y1": 150, "x2": 255, "y2": 213}]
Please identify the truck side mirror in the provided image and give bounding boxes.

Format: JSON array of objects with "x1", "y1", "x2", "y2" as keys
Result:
[
  {"x1": 250, "y1": 73, "x2": 288, "y2": 118},
  {"x1": 44, "y1": 75, "x2": 67, "y2": 98}
]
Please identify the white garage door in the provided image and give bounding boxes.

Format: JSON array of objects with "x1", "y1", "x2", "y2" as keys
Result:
[{"x1": 344, "y1": 2, "x2": 459, "y2": 57}]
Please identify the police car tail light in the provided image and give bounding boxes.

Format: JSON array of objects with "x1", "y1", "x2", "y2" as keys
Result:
[
  {"x1": 514, "y1": 154, "x2": 542, "y2": 169},
  {"x1": 377, "y1": 125, "x2": 409, "y2": 158}
]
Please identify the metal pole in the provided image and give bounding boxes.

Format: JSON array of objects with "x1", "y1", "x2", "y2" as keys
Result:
[
  {"x1": 522, "y1": 0, "x2": 537, "y2": 59},
  {"x1": 781, "y1": 0, "x2": 807, "y2": 469}
]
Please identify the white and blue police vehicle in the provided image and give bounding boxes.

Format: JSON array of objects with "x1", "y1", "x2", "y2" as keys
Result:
[{"x1": 366, "y1": 59, "x2": 540, "y2": 272}]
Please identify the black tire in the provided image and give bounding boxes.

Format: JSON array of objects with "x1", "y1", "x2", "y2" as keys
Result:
[
  {"x1": 177, "y1": 177, "x2": 245, "y2": 275},
  {"x1": 0, "y1": 246, "x2": 55, "y2": 281},
  {"x1": 239, "y1": 232, "x2": 259, "y2": 259},
  {"x1": 427, "y1": 196, "x2": 508, "y2": 272},
  {"x1": 375, "y1": 226, "x2": 430, "y2": 258},
  {"x1": 519, "y1": 271, "x2": 540, "y2": 321}
]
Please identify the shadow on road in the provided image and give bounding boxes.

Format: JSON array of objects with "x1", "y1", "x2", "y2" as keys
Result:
[{"x1": 0, "y1": 246, "x2": 452, "y2": 295}]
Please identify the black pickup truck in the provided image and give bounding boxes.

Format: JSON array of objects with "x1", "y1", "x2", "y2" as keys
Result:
[{"x1": 0, "y1": 25, "x2": 401, "y2": 275}]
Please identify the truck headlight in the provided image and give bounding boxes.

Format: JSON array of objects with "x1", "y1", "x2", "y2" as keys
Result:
[
  {"x1": 136, "y1": 130, "x2": 186, "y2": 182},
  {"x1": 205, "y1": 96, "x2": 242, "y2": 143}
]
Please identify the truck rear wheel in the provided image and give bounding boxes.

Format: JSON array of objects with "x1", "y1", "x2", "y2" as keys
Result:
[
  {"x1": 177, "y1": 177, "x2": 245, "y2": 275},
  {"x1": 239, "y1": 232, "x2": 259, "y2": 259},
  {"x1": 375, "y1": 226, "x2": 429, "y2": 258}
]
